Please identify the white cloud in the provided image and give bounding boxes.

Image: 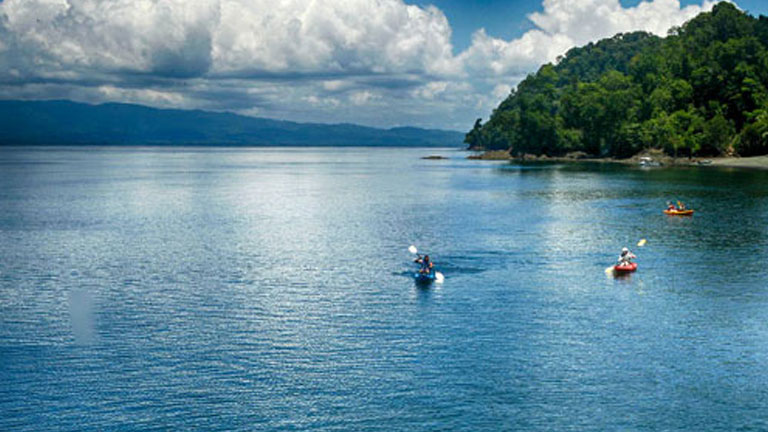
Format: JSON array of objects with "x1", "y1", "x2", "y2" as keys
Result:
[
  {"x1": 411, "y1": 81, "x2": 449, "y2": 100},
  {"x1": 349, "y1": 90, "x2": 379, "y2": 105},
  {"x1": 460, "y1": 0, "x2": 721, "y2": 78},
  {"x1": 530, "y1": 0, "x2": 720, "y2": 45},
  {"x1": 323, "y1": 80, "x2": 351, "y2": 92},
  {"x1": 303, "y1": 94, "x2": 341, "y2": 108},
  {"x1": 0, "y1": 0, "x2": 724, "y2": 130},
  {"x1": 0, "y1": 0, "x2": 458, "y2": 80},
  {"x1": 459, "y1": 28, "x2": 574, "y2": 77},
  {"x1": 95, "y1": 85, "x2": 188, "y2": 106},
  {"x1": 0, "y1": 0, "x2": 218, "y2": 79}
]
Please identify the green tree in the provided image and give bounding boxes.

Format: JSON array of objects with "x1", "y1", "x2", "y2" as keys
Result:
[
  {"x1": 701, "y1": 114, "x2": 736, "y2": 155},
  {"x1": 464, "y1": 118, "x2": 484, "y2": 149},
  {"x1": 468, "y1": 3, "x2": 768, "y2": 159}
]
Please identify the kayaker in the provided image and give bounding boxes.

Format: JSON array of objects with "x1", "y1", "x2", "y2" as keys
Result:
[
  {"x1": 677, "y1": 201, "x2": 686, "y2": 210},
  {"x1": 667, "y1": 202, "x2": 676, "y2": 211},
  {"x1": 617, "y1": 247, "x2": 636, "y2": 268},
  {"x1": 415, "y1": 255, "x2": 434, "y2": 274}
]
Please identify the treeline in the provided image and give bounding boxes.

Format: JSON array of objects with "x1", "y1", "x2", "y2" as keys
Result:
[{"x1": 466, "y1": 2, "x2": 768, "y2": 158}]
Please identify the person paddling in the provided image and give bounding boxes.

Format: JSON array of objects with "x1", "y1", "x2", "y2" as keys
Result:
[
  {"x1": 415, "y1": 254, "x2": 434, "y2": 274},
  {"x1": 617, "y1": 247, "x2": 636, "y2": 268}
]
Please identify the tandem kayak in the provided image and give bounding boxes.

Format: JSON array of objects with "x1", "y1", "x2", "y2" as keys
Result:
[
  {"x1": 613, "y1": 262, "x2": 638, "y2": 273},
  {"x1": 664, "y1": 209, "x2": 694, "y2": 216}
]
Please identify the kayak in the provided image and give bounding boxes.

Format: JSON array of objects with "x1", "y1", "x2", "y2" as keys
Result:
[
  {"x1": 613, "y1": 262, "x2": 638, "y2": 273},
  {"x1": 414, "y1": 272, "x2": 436, "y2": 283},
  {"x1": 664, "y1": 209, "x2": 694, "y2": 216}
]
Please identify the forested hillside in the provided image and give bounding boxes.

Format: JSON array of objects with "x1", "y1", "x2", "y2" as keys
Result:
[
  {"x1": 466, "y1": 2, "x2": 768, "y2": 158},
  {"x1": 0, "y1": 100, "x2": 463, "y2": 147}
]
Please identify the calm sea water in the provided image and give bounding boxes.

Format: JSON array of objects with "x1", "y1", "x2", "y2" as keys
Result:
[{"x1": 2, "y1": 146, "x2": 768, "y2": 431}]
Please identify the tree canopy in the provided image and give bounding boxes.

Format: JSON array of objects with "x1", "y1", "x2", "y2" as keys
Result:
[{"x1": 465, "y1": 3, "x2": 768, "y2": 158}]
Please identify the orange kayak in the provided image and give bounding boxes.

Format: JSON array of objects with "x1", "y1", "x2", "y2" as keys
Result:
[
  {"x1": 663, "y1": 209, "x2": 694, "y2": 216},
  {"x1": 614, "y1": 262, "x2": 638, "y2": 273}
]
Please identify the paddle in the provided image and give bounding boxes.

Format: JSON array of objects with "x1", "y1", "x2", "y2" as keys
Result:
[{"x1": 408, "y1": 245, "x2": 444, "y2": 283}]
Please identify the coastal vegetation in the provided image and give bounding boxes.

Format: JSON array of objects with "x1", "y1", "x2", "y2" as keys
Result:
[{"x1": 465, "y1": 3, "x2": 768, "y2": 158}]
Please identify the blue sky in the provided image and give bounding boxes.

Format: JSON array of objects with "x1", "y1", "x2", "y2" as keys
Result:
[{"x1": 0, "y1": 0, "x2": 763, "y2": 131}]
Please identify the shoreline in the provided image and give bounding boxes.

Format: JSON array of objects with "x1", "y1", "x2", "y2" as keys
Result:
[
  {"x1": 466, "y1": 150, "x2": 768, "y2": 171},
  {"x1": 706, "y1": 155, "x2": 768, "y2": 170}
]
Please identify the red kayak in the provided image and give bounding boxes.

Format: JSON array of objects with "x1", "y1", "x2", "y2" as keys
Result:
[{"x1": 614, "y1": 262, "x2": 638, "y2": 273}]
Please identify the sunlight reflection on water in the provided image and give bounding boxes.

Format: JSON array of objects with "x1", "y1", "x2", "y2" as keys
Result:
[{"x1": 2, "y1": 147, "x2": 768, "y2": 430}]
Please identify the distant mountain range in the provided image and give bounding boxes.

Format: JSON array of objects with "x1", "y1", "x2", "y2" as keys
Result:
[{"x1": 0, "y1": 100, "x2": 463, "y2": 147}]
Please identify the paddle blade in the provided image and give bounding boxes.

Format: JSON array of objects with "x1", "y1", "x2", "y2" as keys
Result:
[
  {"x1": 435, "y1": 272, "x2": 445, "y2": 283},
  {"x1": 637, "y1": 239, "x2": 647, "y2": 247},
  {"x1": 408, "y1": 245, "x2": 418, "y2": 254},
  {"x1": 604, "y1": 266, "x2": 615, "y2": 274}
]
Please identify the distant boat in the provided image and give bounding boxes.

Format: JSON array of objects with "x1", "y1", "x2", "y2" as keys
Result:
[{"x1": 638, "y1": 156, "x2": 661, "y2": 167}]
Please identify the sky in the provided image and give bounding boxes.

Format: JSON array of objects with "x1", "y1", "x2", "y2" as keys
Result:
[{"x1": 0, "y1": 0, "x2": 766, "y2": 131}]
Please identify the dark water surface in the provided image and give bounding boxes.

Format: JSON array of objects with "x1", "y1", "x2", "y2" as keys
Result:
[{"x1": 2, "y1": 147, "x2": 768, "y2": 431}]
